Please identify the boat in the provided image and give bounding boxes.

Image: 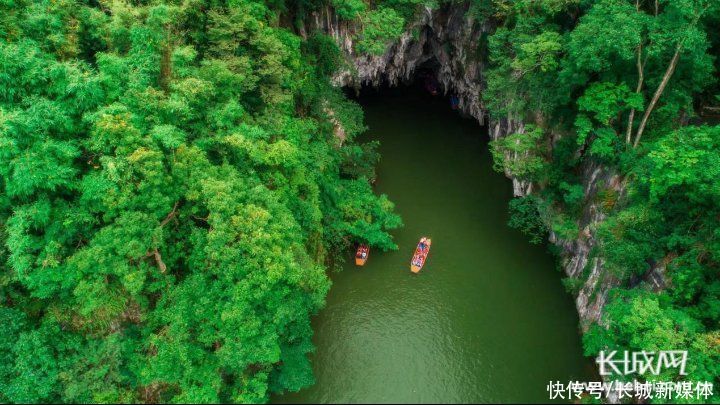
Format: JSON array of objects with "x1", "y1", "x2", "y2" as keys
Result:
[
  {"x1": 410, "y1": 237, "x2": 432, "y2": 273},
  {"x1": 355, "y1": 244, "x2": 369, "y2": 266}
]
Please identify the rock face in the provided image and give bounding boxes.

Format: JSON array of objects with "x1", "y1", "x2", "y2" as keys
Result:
[
  {"x1": 309, "y1": 3, "x2": 625, "y2": 328},
  {"x1": 548, "y1": 162, "x2": 624, "y2": 329},
  {"x1": 488, "y1": 116, "x2": 625, "y2": 329},
  {"x1": 310, "y1": 3, "x2": 489, "y2": 123}
]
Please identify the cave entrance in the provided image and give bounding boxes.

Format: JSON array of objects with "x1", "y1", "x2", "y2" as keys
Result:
[
  {"x1": 414, "y1": 58, "x2": 444, "y2": 97},
  {"x1": 349, "y1": 71, "x2": 486, "y2": 138}
]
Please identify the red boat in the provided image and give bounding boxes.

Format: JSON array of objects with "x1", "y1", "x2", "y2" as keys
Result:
[
  {"x1": 355, "y1": 244, "x2": 369, "y2": 266},
  {"x1": 410, "y1": 237, "x2": 432, "y2": 273}
]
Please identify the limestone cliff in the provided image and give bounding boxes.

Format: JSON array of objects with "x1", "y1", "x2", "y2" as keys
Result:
[{"x1": 308, "y1": 4, "x2": 488, "y2": 123}]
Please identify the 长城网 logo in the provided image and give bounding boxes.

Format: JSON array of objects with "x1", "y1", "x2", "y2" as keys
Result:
[{"x1": 596, "y1": 350, "x2": 688, "y2": 376}]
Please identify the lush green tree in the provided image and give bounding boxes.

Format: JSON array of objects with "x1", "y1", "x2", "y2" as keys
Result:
[
  {"x1": 355, "y1": 7, "x2": 406, "y2": 55},
  {"x1": 490, "y1": 124, "x2": 549, "y2": 182},
  {"x1": 506, "y1": 195, "x2": 548, "y2": 245}
]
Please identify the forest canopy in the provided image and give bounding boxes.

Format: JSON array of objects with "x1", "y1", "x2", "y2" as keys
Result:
[{"x1": 0, "y1": 0, "x2": 400, "y2": 402}]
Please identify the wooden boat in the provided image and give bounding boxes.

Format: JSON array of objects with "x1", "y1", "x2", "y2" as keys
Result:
[
  {"x1": 355, "y1": 244, "x2": 369, "y2": 266},
  {"x1": 410, "y1": 237, "x2": 432, "y2": 273}
]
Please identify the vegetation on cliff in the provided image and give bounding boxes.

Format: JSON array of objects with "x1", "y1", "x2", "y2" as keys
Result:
[{"x1": 482, "y1": 0, "x2": 720, "y2": 392}]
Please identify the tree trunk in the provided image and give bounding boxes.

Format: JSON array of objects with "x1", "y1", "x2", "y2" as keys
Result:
[
  {"x1": 633, "y1": 46, "x2": 681, "y2": 148},
  {"x1": 626, "y1": 43, "x2": 646, "y2": 145},
  {"x1": 625, "y1": 0, "x2": 645, "y2": 145}
]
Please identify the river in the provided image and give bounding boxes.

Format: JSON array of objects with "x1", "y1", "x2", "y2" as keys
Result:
[{"x1": 276, "y1": 85, "x2": 593, "y2": 403}]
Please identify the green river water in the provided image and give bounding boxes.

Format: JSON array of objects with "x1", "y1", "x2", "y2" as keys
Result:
[{"x1": 276, "y1": 86, "x2": 593, "y2": 403}]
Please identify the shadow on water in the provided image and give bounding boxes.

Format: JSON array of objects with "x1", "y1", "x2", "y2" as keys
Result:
[{"x1": 275, "y1": 83, "x2": 595, "y2": 404}]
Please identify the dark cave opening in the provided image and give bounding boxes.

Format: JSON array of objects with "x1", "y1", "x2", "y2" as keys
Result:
[
  {"x1": 344, "y1": 85, "x2": 490, "y2": 156},
  {"x1": 347, "y1": 62, "x2": 485, "y2": 135}
]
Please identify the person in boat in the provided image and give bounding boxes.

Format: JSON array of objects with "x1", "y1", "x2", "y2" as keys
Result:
[
  {"x1": 423, "y1": 75, "x2": 439, "y2": 96},
  {"x1": 356, "y1": 245, "x2": 368, "y2": 259},
  {"x1": 450, "y1": 95, "x2": 460, "y2": 110}
]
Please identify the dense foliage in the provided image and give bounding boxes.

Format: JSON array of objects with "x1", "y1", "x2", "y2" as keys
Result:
[
  {"x1": 0, "y1": 0, "x2": 401, "y2": 402},
  {"x1": 3, "y1": 0, "x2": 720, "y2": 402},
  {"x1": 482, "y1": 0, "x2": 720, "y2": 398},
  {"x1": 329, "y1": 0, "x2": 429, "y2": 54}
]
